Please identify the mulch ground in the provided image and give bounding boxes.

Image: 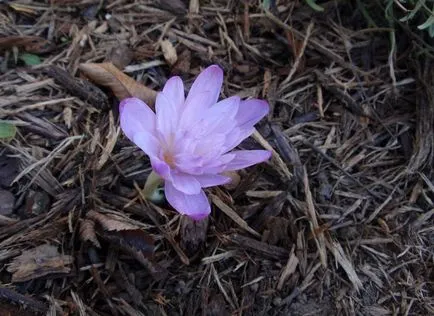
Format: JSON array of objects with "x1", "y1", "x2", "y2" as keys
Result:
[{"x1": 0, "y1": 1, "x2": 433, "y2": 315}]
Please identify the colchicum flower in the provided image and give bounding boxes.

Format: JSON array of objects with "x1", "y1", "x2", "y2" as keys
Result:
[{"x1": 120, "y1": 65, "x2": 271, "y2": 220}]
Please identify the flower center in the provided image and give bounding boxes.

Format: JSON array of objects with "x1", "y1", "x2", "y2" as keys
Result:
[{"x1": 163, "y1": 151, "x2": 176, "y2": 168}]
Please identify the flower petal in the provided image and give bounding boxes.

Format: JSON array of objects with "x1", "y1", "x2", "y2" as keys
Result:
[
  {"x1": 156, "y1": 92, "x2": 179, "y2": 142},
  {"x1": 132, "y1": 132, "x2": 160, "y2": 158},
  {"x1": 185, "y1": 65, "x2": 223, "y2": 108},
  {"x1": 195, "y1": 174, "x2": 231, "y2": 188},
  {"x1": 179, "y1": 91, "x2": 212, "y2": 129},
  {"x1": 170, "y1": 171, "x2": 201, "y2": 195},
  {"x1": 202, "y1": 96, "x2": 240, "y2": 135},
  {"x1": 223, "y1": 150, "x2": 271, "y2": 171},
  {"x1": 235, "y1": 99, "x2": 269, "y2": 130},
  {"x1": 162, "y1": 76, "x2": 185, "y2": 108},
  {"x1": 174, "y1": 153, "x2": 205, "y2": 175},
  {"x1": 201, "y1": 153, "x2": 236, "y2": 174},
  {"x1": 165, "y1": 181, "x2": 211, "y2": 220},
  {"x1": 119, "y1": 97, "x2": 156, "y2": 141},
  {"x1": 151, "y1": 158, "x2": 171, "y2": 180},
  {"x1": 222, "y1": 127, "x2": 254, "y2": 153}
]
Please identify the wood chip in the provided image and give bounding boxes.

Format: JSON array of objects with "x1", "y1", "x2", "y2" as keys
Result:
[
  {"x1": 277, "y1": 246, "x2": 299, "y2": 290},
  {"x1": 7, "y1": 244, "x2": 73, "y2": 282},
  {"x1": 327, "y1": 240, "x2": 362, "y2": 291},
  {"x1": 303, "y1": 166, "x2": 327, "y2": 268},
  {"x1": 211, "y1": 194, "x2": 260, "y2": 238},
  {"x1": 160, "y1": 39, "x2": 177, "y2": 65}
]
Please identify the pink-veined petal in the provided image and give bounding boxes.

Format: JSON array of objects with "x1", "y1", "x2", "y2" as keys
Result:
[
  {"x1": 156, "y1": 92, "x2": 179, "y2": 141},
  {"x1": 165, "y1": 182, "x2": 210, "y2": 220},
  {"x1": 195, "y1": 174, "x2": 231, "y2": 188},
  {"x1": 222, "y1": 150, "x2": 271, "y2": 171},
  {"x1": 185, "y1": 65, "x2": 223, "y2": 108},
  {"x1": 162, "y1": 76, "x2": 185, "y2": 108},
  {"x1": 170, "y1": 172, "x2": 201, "y2": 195},
  {"x1": 132, "y1": 132, "x2": 160, "y2": 158},
  {"x1": 119, "y1": 97, "x2": 156, "y2": 141},
  {"x1": 235, "y1": 99, "x2": 269, "y2": 130}
]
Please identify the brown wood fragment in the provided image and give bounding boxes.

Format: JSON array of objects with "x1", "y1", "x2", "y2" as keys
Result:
[
  {"x1": 180, "y1": 215, "x2": 209, "y2": 257},
  {"x1": 45, "y1": 65, "x2": 109, "y2": 109},
  {"x1": 228, "y1": 234, "x2": 289, "y2": 260}
]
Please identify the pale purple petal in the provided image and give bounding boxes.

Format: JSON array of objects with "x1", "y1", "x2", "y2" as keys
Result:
[
  {"x1": 185, "y1": 65, "x2": 223, "y2": 108},
  {"x1": 235, "y1": 99, "x2": 269, "y2": 130},
  {"x1": 222, "y1": 150, "x2": 271, "y2": 171},
  {"x1": 156, "y1": 92, "x2": 179, "y2": 141},
  {"x1": 201, "y1": 96, "x2": 240, "y2": 136},
  {"x1": 132, "y1": 132, "x2": 160, "y2": 158},
  {"x1": 195, "y1": 174, "x2": 231, "y2": 188},
  {"x1": 119, "y1": 97, "x2": 155, "y2": 141},
  {"x1": 201, "y1": 153, "x2": 236, "y2": 174},
  {"x1": 165, "y1": 182, "x2": 211, "y2": 220},
  {"x1": 194, "y1": 133, "x2": 226, "y2": 158},
  {"x1": 179, "y1": 91, "x2": 212, "y2": 129},
  {"x1": 174, "y1": 153, "x2": 204, "y2": 175},
  {"x1": 151, "y1": 158, "x2": 171, "y2": 180},
  {"x1": 162, "y1": 76, "x2": 185, "y2": 108},
  {"x1": 222, "y1": 127, "x2": 254, "y2": 153},
  {"x1": 170, "y1": 172, "x2": 201, "y2": 195}
]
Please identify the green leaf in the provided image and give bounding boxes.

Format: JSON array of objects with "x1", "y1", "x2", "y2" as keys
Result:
[
  {"x1": 19, "y1": 53, "x2": 42, "y2": 66},
  {"x1": 0, "y1": 121, "x2": 17, "y2": 139},
  {"x1": 305, "y1": 0, "x2": 324, "y2": 12}
]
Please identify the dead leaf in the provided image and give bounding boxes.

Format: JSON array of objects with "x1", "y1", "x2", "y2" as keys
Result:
[
  {"x1": 86, "y1": 210, "x2": 141, "y2": 231},
  {"x1": 79, "y1": 62, "x2": 157, "y2": 108},
  {"x1": 86, "y1": 210, "x2": 155, "y2": 257},
  {"x1": 79, "y1": 219, "x2": 101, "y2": 248},
  {"x1": 0, "y1": 36, "x2": 55, "y2": 54},
  {"x1": 7, "y1": 244, "x2": 73, "y2": 282},
  {"x1": 161, "y1": 39, "x2": 177, "y2": 65}
]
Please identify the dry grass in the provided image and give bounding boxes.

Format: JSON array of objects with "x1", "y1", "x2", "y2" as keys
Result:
[{"x1": 0, "y1": 1, "x2": 433, "y2": 315}]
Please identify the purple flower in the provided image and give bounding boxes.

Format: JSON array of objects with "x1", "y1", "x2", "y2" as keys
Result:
[{"x1": 119, "y1": 65, "x2": 271, "y2": 220}]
